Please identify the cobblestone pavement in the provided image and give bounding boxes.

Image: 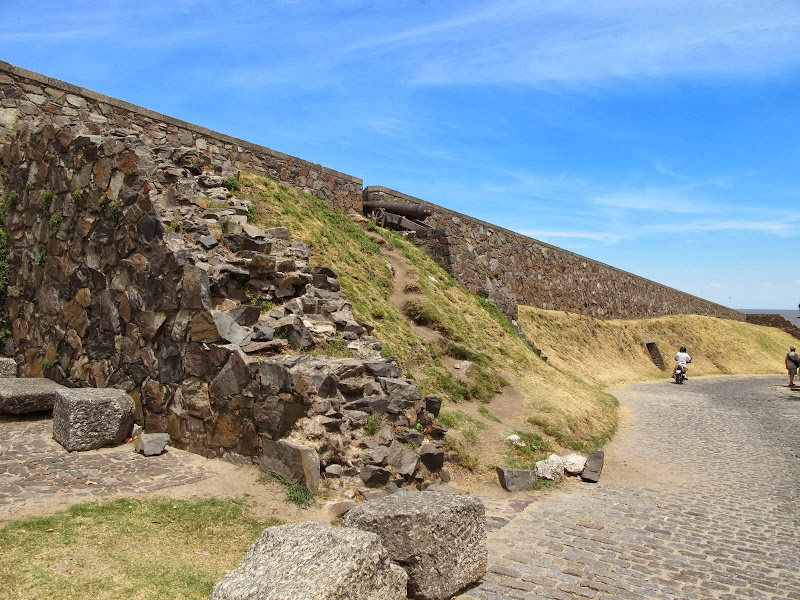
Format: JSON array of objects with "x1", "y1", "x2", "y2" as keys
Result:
[
  {"x1": 459, "y1": 375, "x2": 800, "y2": 600},
  {"x1": 0, "y1": 414, "x2": 212, "y2": 519}
]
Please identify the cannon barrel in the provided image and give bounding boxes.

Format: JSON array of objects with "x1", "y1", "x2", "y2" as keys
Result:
[{"x1": 363, "y1": 201, "x2": 432, "y2": 220}]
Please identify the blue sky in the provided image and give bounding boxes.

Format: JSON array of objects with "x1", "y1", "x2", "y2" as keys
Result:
[{"x1": 2, "y1": 1, "x2": 799, "y2": 310}]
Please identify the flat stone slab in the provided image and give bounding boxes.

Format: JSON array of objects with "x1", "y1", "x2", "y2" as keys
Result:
[
  {"x1": 580, "y1": 450, "x2": 604, "y2": 483},
  {"x1": 209, "y1": 521, "x2": 407, "y2": 600},
  {"x1": 52, "y1": 388, "x2": 135, "y2": 451},
  {"x1": 0, "y1": 377, "x2": 64, "y2": 414}
]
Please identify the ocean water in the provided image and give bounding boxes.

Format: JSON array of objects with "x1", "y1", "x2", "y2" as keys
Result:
[{"x1": 740, "y1": 309, "x2": 800, "y2": 322}]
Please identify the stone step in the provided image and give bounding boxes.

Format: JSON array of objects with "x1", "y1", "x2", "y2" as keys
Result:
[{"x1": 0, "y1": 377, "x2": 64, "y2": 414}]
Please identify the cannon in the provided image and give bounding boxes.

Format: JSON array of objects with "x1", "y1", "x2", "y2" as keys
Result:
[{"x1": 362, "y1": 201, "x2": 432, "y2": 232}]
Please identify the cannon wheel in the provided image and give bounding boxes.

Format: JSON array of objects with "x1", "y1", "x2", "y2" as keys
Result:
[{"x1": 368, "y1": 207, "x2": 387, "y2": 228}]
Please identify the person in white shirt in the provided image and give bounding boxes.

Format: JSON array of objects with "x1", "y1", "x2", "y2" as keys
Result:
[{"x1": 674, "y1": 346, "x2": 692, "y2": 379}]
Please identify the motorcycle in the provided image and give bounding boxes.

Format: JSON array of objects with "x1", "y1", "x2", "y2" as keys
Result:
[{"x1": 674, "y1": 366, "x2": 686, "y2": 384}]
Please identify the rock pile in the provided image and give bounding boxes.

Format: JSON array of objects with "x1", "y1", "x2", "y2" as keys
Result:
[{"x1": 0, "y1": 122, "x2": 448, "y2": 492}]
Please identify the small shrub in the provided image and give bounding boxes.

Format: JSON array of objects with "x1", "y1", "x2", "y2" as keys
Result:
[
  {"x1": 71, "y1": 189, "x2": 83, "y2": 203},
  {"x1": 109, "y1": 199, "x2": 122, "y2": 217},
  {"x1": 262, "y1": 471, "x2": 315, "y2": 507},
  {"x1": 35, "y1": 247, "x2": 45, "y2": 265},
  {"x1": 220, "y1": 217, "x2": 231, "y2": 233},
  {"x1": 25, "y1": 182, "x2": 34, "y2": 191},
  {"x1": 222, "y1": 177, "x2": 241, "y2": 191},
  {"x1": 49, "y1": 211, "x2": 62, "y2": 235},
  {"x1": 165, "y1": 220, "x2": 179, "y2": 233},
  {"x1": 98, "y1": 196, "x2": 108, "y2": 211},
  {"x1": 42, "y1": 357, "x2": 57, "y2": 369},
  {"x1": 246, "y1": 204, "x2": 258, "y2": 223},
  {"x1": 364, "y1": 413, "x2": 381, "y2": 435},
  {"x1": 40, "y1": 188, "x2": 53, "y2": 212}
]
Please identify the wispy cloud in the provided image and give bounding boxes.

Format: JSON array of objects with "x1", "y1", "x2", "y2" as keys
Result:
[
  {"x1": 519, "y1": 230, "x2": 624, "y2": 244},
  {"x1": 644, "y1": 219, "x2": 791, "y2": 235},
  {"x1": 344, "y1": 1, "x2": 800, "y2": 87}
]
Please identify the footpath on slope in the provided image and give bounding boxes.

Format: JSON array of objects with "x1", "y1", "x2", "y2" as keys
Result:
[{"x1": 457, "y1": 375, "x2": 800, "y2": 600}]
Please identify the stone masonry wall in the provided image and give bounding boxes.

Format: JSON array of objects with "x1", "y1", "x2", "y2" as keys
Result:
[
  {"x1": 0, "y1": 122, "x2": 448, "y2": 492},
  {"x1": 0, "y1": 59, "x2": 744, "y2": 338},
  {"x1": 364, "y1": 186, "x2": 745, "y2": 322},
  {"x1": 745, "y1": 314, "x2": 800, "y2": 341},
  {"x1": 0, "y1": 61, "x2": 363, "y2": 213}
]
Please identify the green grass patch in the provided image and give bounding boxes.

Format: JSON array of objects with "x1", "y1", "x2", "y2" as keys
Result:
[
  {"x1": 504, "y1": 430, "x2": 553, "y2": 470},
  {"x1": 437, "y1": 407, "x2": 488, "y2": 444},
  {"x1": 260, "y1": 471, "x2": 315, "y2": 507},
  {"x1": 477, "y1": 405, "x2": 502, "y2": 423},
  {"x1": 0, "y1": 497, "x2": 280, "y2": 600}
]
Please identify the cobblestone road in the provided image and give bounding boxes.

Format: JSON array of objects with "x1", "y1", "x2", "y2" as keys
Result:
[{"x1": 459, "y1": 375, "x2": 800, "y2": 600}]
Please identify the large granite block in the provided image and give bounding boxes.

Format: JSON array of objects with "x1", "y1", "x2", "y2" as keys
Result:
[
  {"x1": 0, "y1": 377, "x2": 63, "y2": 414},
  {"x1": 52, "y1": 388, "x2": 135, "y2": 451},
  {"x1": 342, "y1": 490, "x2": 487, "y2": 600},
  {"x1": 209, "y1": 521, "x2": 407, "y2": 600}
]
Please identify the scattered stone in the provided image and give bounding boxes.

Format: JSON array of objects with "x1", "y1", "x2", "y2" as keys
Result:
[
  {"x1": 535, "y1": 454, "x2": 565, "y2": 482},
  {"x1": 342, "y1": 490, "x2": 487, "y2": 600},
  {"x1": 135, "y1": 432, "x2": 171, "y2": 456},
  {"x1": 563, "y1": 453, "x2": 587, "y2": 475},
  {"x1": 496, "y1": 466, "x2": 536, "y2": 492},
  {"x1": 52, "y1": 388, "x2": 135, "y2": 451},
  {"x1": 360, "y1": 465, "x2": 392, "y2": 488},
  {"x1": 209, "y1": 521, "x2": 407, "y2": 600},
  {"x1": 581, "y1": 450, "x2": 605, "y2": 483},
  {"x1": 419, "y1": 443, "x2": 445, "y2": 472}
]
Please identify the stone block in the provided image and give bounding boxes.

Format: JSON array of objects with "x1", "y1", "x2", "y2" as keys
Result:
[
  {"x1": 209, "y1": 521, "x2": 407, "y2": 600},
  {"x1": 496, "y1": 466, "x2": 536, "y2": 492},
  {"x1": 134, "y1": 432, "x2": 171, "y2": 456},
  {"x1": 342, "y1": 490, "x2": 487, "y2": 600},
  {"x1": 0, "y1": 358, "x2": 17, "y2": 378},
  {"x1": 52, "y1": 388, "x2": 135, "y2": 451},
  {"x1": 535, "y1": 454, "x2": 565, "y2": 482},
  {"x1": 581, "y1": 450, "x2": 605, "y2": 483},
  {"x1": 259, "y1": 438, "x2": 320, "y2": 492},
  {"x1": 0, "y1": 377, "x2": 64, "y2": 414}
]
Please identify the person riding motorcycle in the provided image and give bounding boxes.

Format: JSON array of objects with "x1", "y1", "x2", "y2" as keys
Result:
[{"x1": 674, "y1": 346, "x2": 692, "y2": 379}]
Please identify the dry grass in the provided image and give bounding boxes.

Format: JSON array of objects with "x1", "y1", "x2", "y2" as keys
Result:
[{"x1": 518, "y1": 306, "x2": 794, "y2": 387}]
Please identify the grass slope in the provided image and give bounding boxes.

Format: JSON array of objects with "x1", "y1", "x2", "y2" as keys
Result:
[
  {"x1": 238, "y1": 172, "x2": 619, "y2": 461},
  {"x1": 518, "y1": 306, "x2": 796, "y2": 388}
]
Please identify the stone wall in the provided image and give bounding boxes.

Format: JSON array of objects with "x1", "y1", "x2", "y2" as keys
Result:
[
  {"x1": 0, "y1": 122, "x2": 446, "y2": 490},
  {"x1": 0, "y1": 59, "x2": 745, "y2": 340},
  {"x1": 0, "y1": 61, "x2": 363, "y2": 213},
  {"x1": 364, "y1": 186, "x2": 745, "y2": 322},
  {"x1": 745, "y1": 314, "x2": 800, "y2": 341}
]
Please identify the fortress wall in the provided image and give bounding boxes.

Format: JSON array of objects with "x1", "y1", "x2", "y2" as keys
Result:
[
  {"x1": 745, "y1": 314, "x2": 800, "y2": 340},
  {"x1": 0, "y1": 61, "x2": 363, "y2": 212},
  {"x1": 364, "y1": 187, "x2": 745, "y2": 322},
  {"x1": 1, "y1": 61, "x2": 743, "y2": 323}
]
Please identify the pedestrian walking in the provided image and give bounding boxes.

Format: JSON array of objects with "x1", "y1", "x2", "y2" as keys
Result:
[{"x1": 785, "y1": 346, "x2": 800, "y2": 387}]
